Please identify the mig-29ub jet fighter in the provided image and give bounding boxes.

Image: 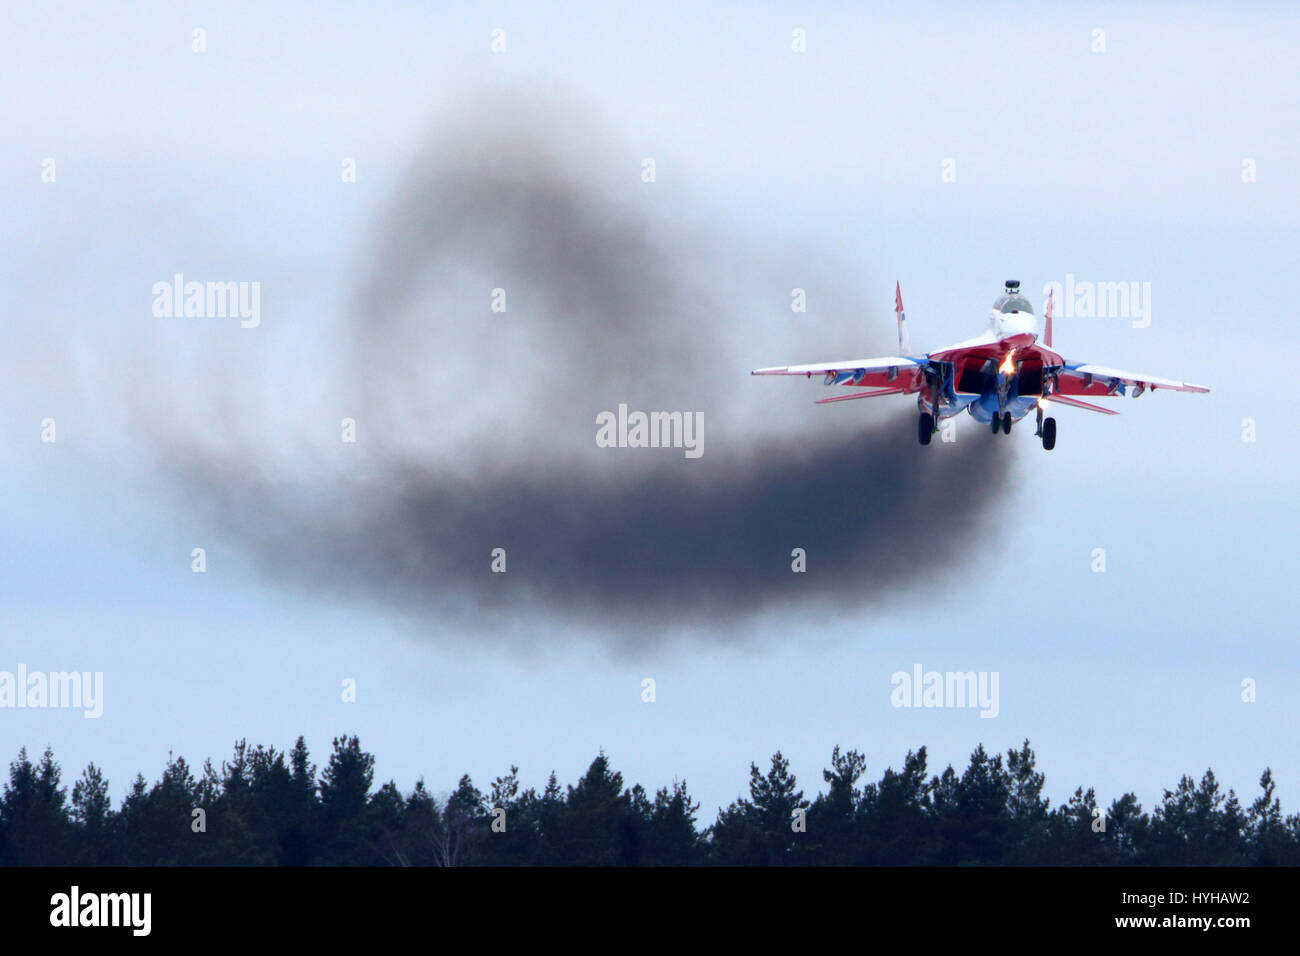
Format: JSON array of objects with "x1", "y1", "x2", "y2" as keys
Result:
[{"x1": 751, "y1": 281, "x2": 1209, "y2": 450}]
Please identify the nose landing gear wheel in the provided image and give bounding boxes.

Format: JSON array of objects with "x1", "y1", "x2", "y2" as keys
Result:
[
  {"x1": 1001, "y1": 412, "x2": 1012, "y2": 434},
  {"x1": 990, "y1": 415, "x2": 999, "y2": 435},
  {"x1": 918, "y1": 412, "x2": 934, "y2": 445},
  {"x1": 1041, "y1": 416, "x2": 1057, "y2": 450}
]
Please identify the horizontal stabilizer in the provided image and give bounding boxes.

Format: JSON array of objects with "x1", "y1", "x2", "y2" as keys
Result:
[
  {"x1": 1041, "y1": 393, "x2": 1120, "y2": 415},
  {"x1": 751, "y1": 356, "x2": 924, "y2": 376},
  {"x1": 814, "y1": 387, "x2": 905, "y2": 404}
]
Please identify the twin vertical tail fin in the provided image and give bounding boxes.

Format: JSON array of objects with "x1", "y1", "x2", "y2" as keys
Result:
[
  {"x1": 895, "y1": 281, "x2": 911, "y2": 354},
  {"x1": 1044, "y1": 287, "x2": 1054, "y2": 348}
]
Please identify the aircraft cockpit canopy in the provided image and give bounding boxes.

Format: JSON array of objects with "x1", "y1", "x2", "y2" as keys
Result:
[{"x1": 993, "y1": 286, "x2": 1034, "y2": 314}]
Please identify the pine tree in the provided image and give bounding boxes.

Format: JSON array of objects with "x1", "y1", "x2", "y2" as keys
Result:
[
  {"x1": 944, "y1": 745, "x2": 1012, "y2": 864},
  {"x1": 319, "y1": 735, "x2": 375, "y2": 864},
  {"x1": 434, "y1": 774, "x2": 486, "y2": 866},
  {"x1": 71, "y1": 763, "x2": 113, "y2": 864},
  {"x1": 710, "y1": 751, "x2": 808, "y2": 865},
  {"x1": 399, "y1": 779, "x2": 440, "y2": 866},
  {"x1": 1150, "y1": 770, "x2": 1241, "y2": 865},
  {"x1": 861, "y1": 747, "x2": 932, "y2": 864},
  {"x1": 1247, "y1": 768, "x2": 1293, "y2": 865},
  {"x1": 1105, "y1": 792, "x2": 1149, "y2": 863},
  {"x1": 369, "y1": 781, "x2": 407, "y2": 865},
  {"x1": 0, "y1": 747, "x2": 72, "y2": 864},
  {"x1": 1053, "y1": 786, "x2": 1105, "y2": 864},
  {"x1": 482, "y1": 765, "x2": 541, "y2": 865},
  {"x1": 646, "y1": 780, "x2": 700, "y2": 865},
  {"x1": 559, "y1": 753, "x2": 635, "y2": 865},
  {"x1": 1005, "y1": 740, "x2": 1051, "y2": 862},
  {"x1": 806, "y1": 746, "x2": 866, "y2": 864}
]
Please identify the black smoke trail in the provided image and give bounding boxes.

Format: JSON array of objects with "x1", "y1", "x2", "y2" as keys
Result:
[{"x1": 161, "y1": 93, "x2": 1012, "y2": 647}]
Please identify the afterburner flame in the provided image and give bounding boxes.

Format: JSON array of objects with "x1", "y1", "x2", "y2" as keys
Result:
[{"x1": 999, "y1": 350, "x2": 1017, "y2": 376}]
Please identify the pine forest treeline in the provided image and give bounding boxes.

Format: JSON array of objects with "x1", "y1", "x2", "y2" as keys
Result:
[{"x1": 2, "y1": 737, "x2": 1296, "y2": 866}]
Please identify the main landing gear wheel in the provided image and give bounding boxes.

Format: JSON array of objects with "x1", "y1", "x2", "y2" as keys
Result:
[
  {"x1": 1041, "y1": 416, "x2": 1057, "y2": 451},
  {"x1": 1001, "y1": 412, "x2": 1012, "y2": 434},
  {"x1": 918, "y1": 412, "x2": 934, "y2": 445}
]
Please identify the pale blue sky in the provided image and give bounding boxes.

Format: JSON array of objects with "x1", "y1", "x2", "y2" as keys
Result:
[{"x1": 1, "y1": 1, "x2": 1296, "y2": 822}]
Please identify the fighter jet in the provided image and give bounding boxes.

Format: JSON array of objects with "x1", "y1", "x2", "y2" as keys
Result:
[{"x1": 751, "y1": 280, "x2": 1209, "y2": 450}]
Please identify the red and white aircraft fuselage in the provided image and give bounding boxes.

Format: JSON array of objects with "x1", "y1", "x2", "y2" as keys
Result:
[{"x1": 752, "y1": 280, "x2": 1208, "y2": 450}]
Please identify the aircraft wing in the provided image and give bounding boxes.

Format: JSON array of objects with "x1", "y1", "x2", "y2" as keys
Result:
[
  {"x1": 1054, "y1": 363, "x2": 1209, "y2": 397},
  {"x1": 751, "y1": 356, "x2": 928, "y2": 392},
  {"x1": 1039, "y1": 393, "x2": 1119, "y2": 415}
]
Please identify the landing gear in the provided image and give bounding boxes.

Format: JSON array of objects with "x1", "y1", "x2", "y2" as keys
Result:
[
  {"x1": 1001, "y1": 412, "x2": 1012, "y2": 434},
  {"x1": 920, "y1": 369, "x2": 943, "y2": 447},
  {"x1": 1041, "y1": 416, "x2": 1057, "y2": 451},
  {"x1": 918, "y1": 412, "x2": 934, "y2": 445},
  {"x1": 990, "y1": 415, "x2": 1000, "y2": 435}
]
